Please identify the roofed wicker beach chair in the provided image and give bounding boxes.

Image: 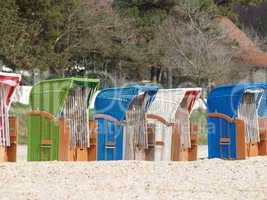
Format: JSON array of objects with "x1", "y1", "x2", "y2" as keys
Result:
[
  {"x1": 27, "y1": 77, "x2": 99, "y2": 161},
  {"x1": 208, "y1": 83, "x2": 267, "y2": 160},
  {"x1": 0, "y1": 72, "x2": 21, "y2": 162}
]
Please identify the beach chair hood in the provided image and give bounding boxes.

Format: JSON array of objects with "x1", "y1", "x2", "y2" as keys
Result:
[
  {"x1": 0, "y1": 72, "x2": 21, "y2": 108},
  {"x1": 94, "y1": 85, "x2": 159, "y2": 121},
  {"x1": 208, "y1": 83, "x2": 267, "y2": 118},
  {"x1": 29, "y1": 77, "x2": 99, "y2": 117},
  {"x1": 148, "y1": 88, "x2": 202, "y2": 123}
]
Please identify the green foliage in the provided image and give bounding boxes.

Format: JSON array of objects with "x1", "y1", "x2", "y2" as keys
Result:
[
  {"x1": 212, "y1": 0, "x2": 264, "y2": 18},
  {"x1": 228, "y1": 0, "x2": 264, "y2": 5},
  {"x1": 214, "y1": 0, "x2": 264, "y2": 18},
  {"x1": 115, "y1": 0, "x2": 179, "y2": 29},
  {"x1": 113, "y1": 0, "x2": 180, "y2": 76},
  {"x1": 181, "y1": 0, "x2": 264, "y2": 19},
  {"x1": 10, "y1": 102, "x2": 31, "y2": 144},
  {"x1": 0, "y1": 0, "x2": 80, "y2": 71},
  {"x1": 0, "y1": 1, "x2": 31, "y2": 69},
  {"x1": 16, "y1": 0, "x2": 79, "y2": 40},
  {"x1": 115, "y1": 0, "x2": 179, "y2": 10},
  {"x1": 0, "y1": 0, "x2": 264, "y2": 85},
  {"x1": 190, "y1": 109, "x2": 208, "y2": 145}
]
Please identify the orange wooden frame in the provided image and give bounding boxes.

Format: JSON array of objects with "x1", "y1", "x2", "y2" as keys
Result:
[{"x1": 29, "y1": 111, "x2": 57, "y2": 120}]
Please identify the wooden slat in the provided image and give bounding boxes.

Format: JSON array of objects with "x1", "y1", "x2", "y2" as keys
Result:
[
  {"x1": 41, "y1": 139, "x2": 53, "y2": 145},
  {"x1": 188, "y1": 126, "x2": 198, "y2": 161},
  {"x1": 171, "y1": 123, "x2": 180, "y2": 161},
  {"x1": 0, "y1": 146, "x2": 7, "y2": 162},
  {"x1": 59, "y1": 119, "x2": 70, "y2": 161},
  {"x1": 9, "y1": 131, "x2": 16, "y2": 137},
  {"x1": 67, "y1": 148, "x2": 76, "y2": 161},
  {"x1": 220, "y1": 137, "x2": 230, "y2": 143},
  {"x1": 179, "y1": 149, "x2": 189, "y2": 161},
  {"x1": 235, "y1": 119, "x2": 246, "y2": 160},
  {"x1": 7, "y1": 117, "x2": 17, "y2": 162},
  {"x1": 257, "y1": 118, "x2": 267, "y2": 156},
  {"x1": 76, "y1": 148, "x2": 88, "y2": 161},
  {"x1": 88, "y1": 120, "x2": 97, "y2": 161},
  {"x1": 145, "y1": 124, "x2": 155, "y2": 161},
  {"x1": 188, "y1": 145, "x2": 197, "y2": 161},
  {"x1": 155, "y1": 141, "x2": 164, "y2": 146},
  {"x1": 208, "y1": 113, "x2": 235, "y2": 122},
  {"x1": 29, "y1": 111, "x2": 57, "y2": 121},
  {"x1": 246, "y1": 143, "x2": 259, "y2": 157},
  {"x1": 259, "y1": 139, "x2": 267, "y2": 156}
]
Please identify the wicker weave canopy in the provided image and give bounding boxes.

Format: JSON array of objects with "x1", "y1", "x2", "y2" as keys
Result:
[{"x1": 148, "y1": 88, "x2": 201, "y2": 123}]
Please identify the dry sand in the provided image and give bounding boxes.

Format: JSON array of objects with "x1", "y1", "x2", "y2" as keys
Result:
[{"x1": 0, "y1": 146, "x2": 266, "y2": 200}]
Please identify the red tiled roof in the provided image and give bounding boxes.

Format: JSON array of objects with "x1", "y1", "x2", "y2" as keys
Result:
[{"x1": 215, "y1": 17, "x2": 267, "y2": 67}]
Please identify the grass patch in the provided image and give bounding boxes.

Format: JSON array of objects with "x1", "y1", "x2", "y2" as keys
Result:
[
  {"x1": 9, "y1": 102, "x2": 31, "y2": 145},
  {"x1": 190, "y1": 108, "x2": 207, "y2": 145}
]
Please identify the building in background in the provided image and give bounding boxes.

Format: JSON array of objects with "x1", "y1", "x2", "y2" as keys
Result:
[{"x1": 216, "y1": 17, "x2": 267, "y2": 82}]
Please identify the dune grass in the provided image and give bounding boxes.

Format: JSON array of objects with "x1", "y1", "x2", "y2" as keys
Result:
[
  {"x1": 190, "y1": 109, "x2": 208, "y2": 145},
  {"x1": 9, "y1": 102, "x2": 31, "y2": 145}
]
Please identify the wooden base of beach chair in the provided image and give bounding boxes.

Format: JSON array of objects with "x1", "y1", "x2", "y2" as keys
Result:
[
  {"x1": 8, "y1": 116, "x2": 17, "y2": 162},
  {"x1": 246, "y1": 143, "x2": 258, "y2": 157},
  {"x1": 145, "y1": 125, "x2": 155, "y2": 161},
  {"x1": 65, "y1": 120, "x2": 97, "y2": 161},
  {"x1": 0, "y1": 117, "x2": 18, "y2": 162},
  {"x1": 236, "y1": 118, "x2": 266, "y2": 158},
  {"x1": 188, "y1": 124, "x2": 198, "y2": 161},
  {"x1": 177, "y1": 124, "x2": 199, "y2": 161},
  {"x1": 235, "y1": 119, "x2": 246, "y2": 160},
  {"x1": 179, "y1": 145, "x2": 197, "y2": 161},
  {"x1": 76, "y1": 149, "x2": 88, "y2": 161},
  {"x1": 144, "y1": 123, "x2": 199, "y2": 161},
  {"x1": 0, "y1": 146, "x2": 17, "y2": 162},
  {"x1": 236, "y1": 123, "x2": 259, "y2": 159},
  {"x1": 259, "y1": 132, "x2": 267, "y2": 155},
  {"x1": 62, "y1": 120, "x2": 98, "y2": 161},
  {"x1": 88, "y1": 120, "x2": 98, "y2": 161},
  {"x1": 0, "y1": 147, "x2": 7, "y2": 162},
  {"x1": 258, "y1": 119, "x2": 267, "y2": 156}
]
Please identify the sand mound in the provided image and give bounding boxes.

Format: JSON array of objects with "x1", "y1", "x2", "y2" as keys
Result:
[{"x1": 0, "y1": 157, "x2": 266, "y2": 200}]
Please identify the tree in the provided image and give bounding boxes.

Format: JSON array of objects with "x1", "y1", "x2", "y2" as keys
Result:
[
  {"x1": 236, "y1": 0, "x2": 267, "y2": 38},
  {"x1": 115, "y1": 0, "x2": 179, "y2": 10},
  {"x1": 0, "y1": 0, "x2": 80, "y2": 74},
  {"x1": 15, "y1": 0, "x2": 80, "y2": 73},
  {"x1": 154, "y1": 10, "x2": 242, "y2": 87},
  {"x1": 0, "y1": 1, "x2": 33, "y2": 70},
  {"x1": 59, "y1": 2, "x2": 148, "y2": 85}
]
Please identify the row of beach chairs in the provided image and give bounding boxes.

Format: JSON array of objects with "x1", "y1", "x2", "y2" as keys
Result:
[{"x1": 0, "y1": 72, "x2": 266, "y2": 162}]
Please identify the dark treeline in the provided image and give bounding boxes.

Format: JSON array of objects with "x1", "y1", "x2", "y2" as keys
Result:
[{"x1": 0, "y1": 0, "x2": 265, "y2": 87}]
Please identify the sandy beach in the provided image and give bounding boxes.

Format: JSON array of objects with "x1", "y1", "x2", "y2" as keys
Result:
[{"x1": 0, "y1": 145, "x2": 266, "y2": 200}]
